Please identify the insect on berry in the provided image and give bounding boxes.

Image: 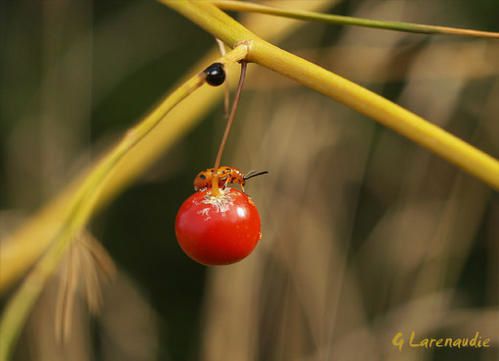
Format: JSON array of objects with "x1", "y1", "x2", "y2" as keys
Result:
[
  {"x1": 176, "y1": 61, "x2": 261, "y2": 266},
  {"x1": 193, "y1": 166, "x2": 268, "y2": 192},
  {"x1": 175, "y1": 188, "x2": 261, "y2": 265},
  {"x1": 203, "y1": 62, "x2": 226, "y2": 86}
]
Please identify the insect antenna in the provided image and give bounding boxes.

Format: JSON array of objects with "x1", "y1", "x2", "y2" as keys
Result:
[{"x1": 243, "y1": 170, "x2": 269, "y2": 180}]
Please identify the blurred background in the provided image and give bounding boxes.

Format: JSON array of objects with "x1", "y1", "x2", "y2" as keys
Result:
[{"x1": 1, "y1": 0, "x2": 498, "y2": 360}]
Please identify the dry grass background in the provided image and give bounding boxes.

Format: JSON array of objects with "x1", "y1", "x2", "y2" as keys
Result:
[{"x1": 1, "y1": 0, "x2": 498, "y2": 360}]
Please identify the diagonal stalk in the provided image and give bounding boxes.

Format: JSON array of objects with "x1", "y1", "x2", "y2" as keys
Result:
[
  {"x1": 160, "y1": 0, "x2": 499, "y2": 189},
  {"x1": 212, "y1": 0, "x2": 499, "y2": 39}
]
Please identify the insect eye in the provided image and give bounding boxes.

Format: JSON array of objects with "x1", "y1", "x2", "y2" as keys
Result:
[{"x1": 203, "y1": 63, "x2": 225, "y2": 86}]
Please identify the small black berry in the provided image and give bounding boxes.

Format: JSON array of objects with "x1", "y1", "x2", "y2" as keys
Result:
[{"x1": 204, "y1": 63, "x2": 226, "y2": 86}]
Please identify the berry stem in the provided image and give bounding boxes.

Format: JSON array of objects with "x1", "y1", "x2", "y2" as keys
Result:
[
  {"x1": 214, "y1": 61, "x2": 247, "y2": 169},
  {"x1": 211, "y1": 174, "x2": 221, "y2": 196}
]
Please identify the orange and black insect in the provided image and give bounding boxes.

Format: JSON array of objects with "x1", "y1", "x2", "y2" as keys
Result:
[{"x1": 194, "y1": 166, "x2": 268, "y2": 192}]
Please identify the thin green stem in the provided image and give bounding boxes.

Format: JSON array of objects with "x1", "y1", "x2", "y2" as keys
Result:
[{"x1": 212, "y1": 0, "x2": 499, "y2": 39}]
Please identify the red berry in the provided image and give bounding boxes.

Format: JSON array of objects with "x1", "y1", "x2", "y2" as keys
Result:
[{"x1": 175, "y1": 188, "x2": 261, "y2": 265}]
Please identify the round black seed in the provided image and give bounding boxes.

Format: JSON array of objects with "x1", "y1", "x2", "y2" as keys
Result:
[{"x1": 204, "y1": 62, "x2": 226, "y2": 86}]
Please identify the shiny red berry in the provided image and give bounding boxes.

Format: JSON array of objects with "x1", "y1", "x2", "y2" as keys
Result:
[{"x1": 175, "y1": 188, "x2": 261, "y2": 265}]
